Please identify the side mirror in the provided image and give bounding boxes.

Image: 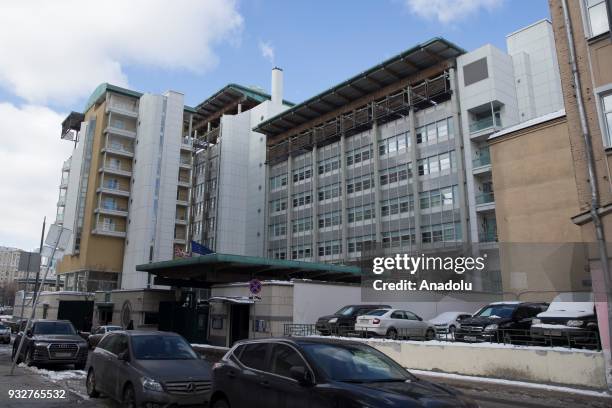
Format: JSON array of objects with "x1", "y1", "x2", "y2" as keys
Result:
[
  {"x1": 289, "y1": 366, "x2": 313, "y2": 386},
  {"x1": 417, "y1": 316, "x2": 423, "y2": 321},
  {"x1": 26, "y1": 329, "x2": 33, "y2": 337},
  {"x1": 117, "y1": 351, "x2": 130, "y2": 362}
]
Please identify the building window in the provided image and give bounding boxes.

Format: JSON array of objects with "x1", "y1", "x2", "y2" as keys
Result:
[
  {"x1": 292, "y1": 191, "x2": 312, "y2": 208},
  {"x1": 585, "y1": 0, "x2": 610, "y2": 37},
  {"x1": 269, "y1": 248, "x2": 286, "y2": 260},
  {"x1": 318, "y1": 210, "x2": 341, "y2": 228},
  {"x1": 421, "y1": 222, "x2": 462, "y2": 243},
  {"x1": 382, "y1": 229, "x2": 415, "y2": 249},
  {"x1": 292, "y1": 166, "x2": 312, "y2": 183},
  {"x1": 346, "y1": 145, "x2": 372, "y2": 166},
  {"x1": 380, "y1": 163, "x2": 411, "y2": 186},
  {"x1": 381, "y1": 195, "x2": 414, "y2": 217},
  {"x1": 318, "y1": 183, "x2": 341, "y2": 201},
  {"x1": 346, "y1": 174, "x2": 375, "y2": 194},
  {"x1": 318, "y1": 240, "x2": 342, "y2": 257},
  {"x1": 347, "y1": 204, "x2": 375, "y2": 223},
  {"x1": 601, "y1": 92, "x2": 612, "y2": 146},
  {"x1": 348, "y1": 235, "x2": 376, "y2": 254},
  {"x1": 270, "y1": 198, "x2": 287, "y2": 214},
  {"x1": 269, "y1": 223, "x2": 286, "y2": 238},
  {"x1": 292, "y1": 217, "x2": 312, "y2": 233},
  {"x1": 270, "y1": 174, "x2": 288, "y2": 190},
  {"x1": 291, "y1": 245, "x2": 311, "y2": 260},
  {"x1": 318, "y1": 156, "x2": 340, "y2": 175}
]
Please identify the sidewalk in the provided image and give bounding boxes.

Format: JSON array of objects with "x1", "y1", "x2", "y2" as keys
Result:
[{"x1": 0, "y1": 346, "x2": 107, "y2": 407}]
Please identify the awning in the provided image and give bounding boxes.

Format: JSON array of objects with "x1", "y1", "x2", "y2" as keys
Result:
[{"x1": 206, "y1": 296, "x2": 256, "y2": 304}]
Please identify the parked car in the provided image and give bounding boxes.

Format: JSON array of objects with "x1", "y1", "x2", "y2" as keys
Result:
[
  {"x1": 428, "y1": 312, "x2": 473, "y2": 337},
  {"x1": 531, "y1": 292, "x2": 600, "y2": 348},
  {"x1": 210, "y1": 337, "x2": 478, "y2": 408},
  {"x1": 0, "y1": 322, "x2": 11, "y2": 344},
  {"x1": 86, "y1": 330, "x2": 212, "y2": 407},
  {"x1": 455, "y1": 301, "x2": 548, "y2": 343},
  {"x1": 87, "y1": 325, "x2": 123, "y2": 349},
  {"x1": 355, "y1": 309, "x2": 436, "y2": 340},
  {"x1": 12, "y1": 319, "x2": 88, "y2": 369},
  {"x1": 315, "y1": 304, "x2": 390, "y2": 335}
]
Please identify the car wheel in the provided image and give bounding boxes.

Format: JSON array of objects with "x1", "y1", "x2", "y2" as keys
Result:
[
  {"x1": 386, "y1": 328, "x2": 398, "y2": 340},
  {"x1": 86, "y1": 369, "x2": 100, "y2": 398},
  {"x1": 122, "y1": 384, "x2": 137, "y2": 408},
  {"x1": 212, "y1": 397, "x2": 230, "y2": 408},
  {"x1": 425, "y1": 328, "x2": 435, "y2": 341},
  {"x1": 502, "y1": 331, "x2": 512, "y2": 344},
  {"x1": 448, "y1": 325, "x2": 456, "y2": 336}
]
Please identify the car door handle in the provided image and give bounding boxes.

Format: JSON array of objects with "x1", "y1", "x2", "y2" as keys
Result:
[{"x1": 260, "y1": 380, "x2": 270, "y2": 388}]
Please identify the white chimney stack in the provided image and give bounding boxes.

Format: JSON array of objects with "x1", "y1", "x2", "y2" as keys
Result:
[{"x1": 271, "y1": 67, "x2": 283, "y2": 105}]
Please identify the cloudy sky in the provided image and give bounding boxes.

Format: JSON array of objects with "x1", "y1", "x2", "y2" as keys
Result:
[{"x1": 0, "y1": 0, "x2": 549, "y2": 250}]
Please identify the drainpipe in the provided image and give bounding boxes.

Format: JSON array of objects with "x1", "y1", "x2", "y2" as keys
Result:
[{"x1": 561, "y1": 0, "x2": 612, "y2": 389}]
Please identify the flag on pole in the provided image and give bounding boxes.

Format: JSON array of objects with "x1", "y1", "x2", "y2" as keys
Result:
[{"x1": 191, "y1": 240, "x2": 215, "y2": 255}]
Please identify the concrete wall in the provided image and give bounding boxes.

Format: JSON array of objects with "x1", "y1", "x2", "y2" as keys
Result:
[
  {"x1": 364, "y1": 339, "x2": 607, "y2": 389},
  {"x1": 92, "y1": 289, "x2": 175, "y2": 328}
]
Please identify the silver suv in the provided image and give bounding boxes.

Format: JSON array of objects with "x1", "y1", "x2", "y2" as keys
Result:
[{"x1": 86, "y1": 330, "x2": 212, "y2": 407}]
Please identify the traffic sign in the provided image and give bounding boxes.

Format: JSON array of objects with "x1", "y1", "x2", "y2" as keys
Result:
[{"x1": 249, "y1": 279, "x2": 262, "y2": 295}]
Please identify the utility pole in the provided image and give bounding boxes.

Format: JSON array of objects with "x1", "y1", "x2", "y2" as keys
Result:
[{"x1": 18, "y1": 217, "x2": 45, "y2": 320}]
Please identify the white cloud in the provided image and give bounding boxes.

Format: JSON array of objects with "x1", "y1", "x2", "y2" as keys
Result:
[
  {"x1": 405, "y1": 0, "x2": 503, "y2": 24},
  {"x1": 0, "y1": 0, "x2": 243, "y2": 104},
  {"x1": 259, "y1": 41, "x2": 275, "y2": 63},
  {"x1": 0, "y1": 103, "x2": 73, "y2": 250}
]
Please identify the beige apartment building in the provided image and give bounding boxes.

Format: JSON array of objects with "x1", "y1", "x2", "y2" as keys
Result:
[{"x1": 56, "y1": 84, "x2": 196, "y2": 292}]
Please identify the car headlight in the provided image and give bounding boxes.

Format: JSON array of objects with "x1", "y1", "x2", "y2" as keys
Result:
[
  {"x1": 532, "y1": 318, "x2": 541, "y2": 325},
  {"x1": 328, "y1": 318, "x2": 338, "y2": 323},
  {"x1": 34, "y1": 342, "x2": 49, "y2": 347},
  {"x1": 567, "y1": 320, "x2": 584, "y2": 327},
  {"x1": 484, "y1": 324, "x2": 498, "y2": 332},
  {"x1": 142, "y1": 376, "x2": 164, "y2": 392}
]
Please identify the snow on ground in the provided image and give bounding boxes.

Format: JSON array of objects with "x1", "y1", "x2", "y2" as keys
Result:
[
  {"x1": 19, "y1": 363, "x2": 86, "y2": 381},
  {"x1": 305, "y1": 334, "x2": 601, "y2": 353},
  {"x1": 410, "y1": 369, "x2": 611, "y2": 398}
]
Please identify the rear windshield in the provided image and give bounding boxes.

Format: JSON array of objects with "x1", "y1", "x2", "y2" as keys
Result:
[
  {"x1": 365, "y1": 309, "x2": 388, "y2": 316},
  {"x1": 0, "y1": 324, "x2": 7, "y2": 329},
  {"x1": 335, "y1": 306, "x2": 357, "y2": 316},
  {"x1": 33, "y1": 321, "x2": 76, "y2": 335}
]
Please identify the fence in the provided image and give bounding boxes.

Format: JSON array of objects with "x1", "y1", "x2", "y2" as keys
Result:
[{"x1": 283, "y1": 324, "x2": 601, "y2": 350}]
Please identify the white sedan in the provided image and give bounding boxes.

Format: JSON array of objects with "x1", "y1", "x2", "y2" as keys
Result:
[
  {"x1": 429, "y1": 311, "x2": 473, "y2": 337},
  {"x1": 355, "y1": 309, "x2": 436, "y2": 340}
]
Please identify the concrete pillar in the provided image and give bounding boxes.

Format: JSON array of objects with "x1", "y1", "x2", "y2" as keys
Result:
[
  {"x1": 311, "y1": 145, "x2": 319, "y2": 261},
  {"x1": 407, "y1": 89, "x2": 422, "y2": 248},
  {"x1": 340, "y1": 133, "x2": 348, "y2": 259},
  {"x1": 371, "y1": 120, "x2": 383, "y2": 243},
  {"x1": 286, "y1": 154, "x2": 293, "y2": 257},
  {"x1": 449, "y1": 67, "x2": 470, "y2": 244}
]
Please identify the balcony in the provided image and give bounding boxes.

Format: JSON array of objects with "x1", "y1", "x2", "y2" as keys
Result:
[
  {"x1": 175, "y1": 217, "x2": 188, "y2": 225},
  {"x1": 469, "y1": 115, "x2": 502, "y2": 135},
  {"x1": 56, "y1": 213, "x2": 64, "y2": 223},
  {"x1": 104, "y1": 125, "x2": 136, "y2": 139},
  {"x1": 180, "y1": 136, "x2": 193, "y2": 151},
  {"x1": 179, "y1": 158, "x2": 192, "y2": 170},
  {"x1": 472, "y1": 148, "x2": 491, "y2": 174},
  {"x1": 178, "y1": 176, "x2": 191, "y2": 188},
  {"x1": 99, "y1": 165, "x2": 132, "y2": 177},
  {"x1": 92, "y1": 223, "x2": 126, "y2": 238},
  {"x1": 475, "y1": 192, "x2": 495, "y2": 212},
  {"x1": 97, "y1": 185, "x2": 130, "y2": 197},
  {"x1": 102, "y1": 143, "x2": 134, "y2": 158},
  {"x1": 478, "y1": 230, "x2": 498, "y2": 243},
  {"x1": 106, "y1": 103, "x2": 138, "y2": 118},
  {"x1": 57, "y1": 196, "x2": 66, "y2": 207},
  {"x1": 62, "y1": 158, "x2": 71, "y2": 171},
  {"x1": 95, "y1": 204, "x2": 128, "y2": 217},
  {"x1": 60, "y1": 177, "x2": 69, "y2": 189},
  {"x1": 176, "y1": 197, "x2": 189, "y2": 206}
]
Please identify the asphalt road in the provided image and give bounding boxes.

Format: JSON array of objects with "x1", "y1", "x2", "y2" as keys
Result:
[{"x1": 0, "y1": 340, "x2": 609, "y2": 408}]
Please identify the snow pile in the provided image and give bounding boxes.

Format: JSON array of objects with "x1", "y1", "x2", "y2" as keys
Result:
[{"x1": 19, "y1": 364, "x2": 86, "y2": 381}]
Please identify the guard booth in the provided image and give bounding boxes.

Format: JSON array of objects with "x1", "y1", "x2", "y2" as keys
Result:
[{"x1": 136, "y1": 253, "x2": 361, "y2": 346}]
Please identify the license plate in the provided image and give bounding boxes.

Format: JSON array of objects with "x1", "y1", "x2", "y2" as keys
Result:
[
  {"x1": 543, "y1": 330, "x2": 562, "y2": 337},
  {"x1": 54, "y1": 352, "x2": 72, "y2": 358},
  {"x1": 464, "y1": 336, "x2": 477, "y2": 341},
  {"x1": 359, "y1": 319, "x2": 368, "y2": 323}
]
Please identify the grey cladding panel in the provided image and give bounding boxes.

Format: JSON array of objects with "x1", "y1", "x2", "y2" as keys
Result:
[{"x1": 463, "y1": 58, "x2": 488, "y2": 86}]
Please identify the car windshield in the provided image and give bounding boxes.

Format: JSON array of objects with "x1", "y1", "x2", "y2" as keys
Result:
[
  {"x1": 301, "y1": 343, "x2": 413, "y2": 383},
  {"x1": 335, "y1": 306, "x2": 357, "y2": 316},
  {"x1": 0, "y1": 324, "x2": 7, "y2": 329},
  {"x1": 106, "y1": 326, "x2": 121, "y2": 332},
  {"x1": 365, "y1": 309, "x2": 389, "y2": 316},
  {"x1": 475, "y1": 305, "x2": 516, "y2": 319},
  {"x1": 32, "y1": 321, "x2": 76, "y2": 335},
  {"x1": 131, "y1": 335, "x2": 198, "y2": 360}
]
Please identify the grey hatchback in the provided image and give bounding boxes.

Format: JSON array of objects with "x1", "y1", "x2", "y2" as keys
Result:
[{"x1": 85, "y1": 330, "x2": 212, "y2": 407}]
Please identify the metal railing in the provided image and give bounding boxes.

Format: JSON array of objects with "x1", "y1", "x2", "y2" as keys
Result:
[
  {"x1": 283, "y1": 324, "x2": 601, "y2": 350},
  {"x1": 473, "y1": 150, "x2": 491, "y2": 167},
  {"x1": 478, "y1": 230, "x2": 498, "y2": 242}
]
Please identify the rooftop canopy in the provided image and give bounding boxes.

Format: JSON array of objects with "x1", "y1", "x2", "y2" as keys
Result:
[
  {"x1": 136, "y1": 253, "x2": 362, "y2": 288},
  {"x1": 254, "y1": 37, "x2": 465, "y2": 139}
]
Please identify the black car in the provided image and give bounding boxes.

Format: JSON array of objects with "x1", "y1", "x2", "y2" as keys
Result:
[
  {"x1": 86, "y1": 330, "x2": 212, "y2": 407},
  {"x1": 315, "y1": 304, "x2": 391, "y2": 335},
  {"x1": 210, "y1": 337, "x2": 478, "y2": 408},
  {"x1": 12, "y1": 319, "x2": 88, "y2": 369},
  {"x1": 455, "y1": 302, "x2": 548, "y2": 343}
]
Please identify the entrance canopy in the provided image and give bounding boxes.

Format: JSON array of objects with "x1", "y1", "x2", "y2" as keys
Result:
[{"x1": 136, "y1": 253, "x2": 362, "y2": 288}]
